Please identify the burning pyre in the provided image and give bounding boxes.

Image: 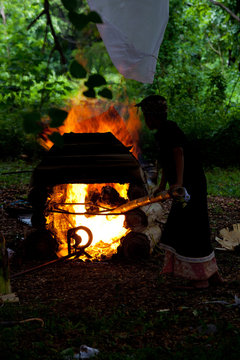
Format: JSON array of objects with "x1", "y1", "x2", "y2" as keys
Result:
[
  {"x1": 45, "y1": 183, "x2": 130, "y2": 260},
  {"x1": 27, "y1": 100, "x2": 163, "y2": 261}
]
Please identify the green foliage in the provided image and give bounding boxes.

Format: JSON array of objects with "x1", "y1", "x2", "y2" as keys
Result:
[
  {"x1": 69, "y1": 60, "x2": 87, "y2": 78},
  {"x1": 0, "y1": 0, "x2": 239, "y2": 159},
  {"x1": 205, "y1": 167, "x2": 240, "y2": 197},
  {"x1": 0, "y1": 112, "x2": 42, "y2": 160},
  {"x1": 22, "y1": 111, "x2": 42, "y2": 134},
  {"x1": 83, "y1": 73, "x2": 112, "y2": 98},
  {"x1": 83, "y1": 87, "x2": 96, "y2": 98},
  {"x1": 61, "y1": 0, "x2": 78, "y2": 12},
  {"x1": 68, "y1": 12, "x2": 90, "y2": 31},
  {"x1": 135, "y1": 0, "x2": 240, "y2": 166},
  {"x1": 85, "y1": 74, "x2": 107, "y2": 88},
  {"x1": 1, "y1": 303, "x2": 240, "y2": 360},
  {"x1": 0, "y1": 160, "x2": 37, "y2": 188},
  {"x1": 0, "y1": 0, "x2": 112, "y2": 148},
  {"x1": 48, "y1": 108, "x2": 68, "y2": 128},
  {"x1": 88, "y1": 11, "x2": 103, "y2": 24},
  {"x1": 1, "y1": 160, "x2": 240, "y2": 199},
  {"x1": 98, "y1": 88, "x2": 113, "y2": 99}
]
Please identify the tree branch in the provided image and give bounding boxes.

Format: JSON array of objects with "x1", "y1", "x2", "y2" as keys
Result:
[
  {"x1": 209, "y1": 0, "x2": 240, "y2": 22},
  {"x1": 27, "y1": 0, "x2": 67, "y2": 64},
  {"x1": 44, "y1": 0, "x2": 67, "y2": 64},
  {"x1": 27, "y1": 9, "x2": 46, "y2": 30}
]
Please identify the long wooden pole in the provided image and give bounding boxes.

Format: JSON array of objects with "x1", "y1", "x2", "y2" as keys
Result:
[{"x1": 109, "y1": 188, "x2": 186, "y2": 214}]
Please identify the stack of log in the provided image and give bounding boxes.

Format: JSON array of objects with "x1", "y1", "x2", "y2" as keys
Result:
[
  {"x1": 84, "y1": 184, "x2": 163, "y2": 260},
  {"x1": 116, "y1": 202, "x2": 163, "y2": 260}
]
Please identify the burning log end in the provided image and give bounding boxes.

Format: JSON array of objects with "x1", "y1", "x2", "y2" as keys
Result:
[
  {"x1": 117, "y1": 232, "x2": 150, "y2": 260},
  {"x1": 124, "y1": 209, "x2": 148, "y2": 230}
]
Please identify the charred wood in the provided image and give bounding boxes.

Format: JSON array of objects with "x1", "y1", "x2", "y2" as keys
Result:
[{"x1": 100, "y1": 185, "x2": 127, "y2": 207}]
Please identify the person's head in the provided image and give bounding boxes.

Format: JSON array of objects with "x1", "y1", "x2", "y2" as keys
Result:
[{"x1": 136, "y1": 95, "x2": 167, "y2": 130}]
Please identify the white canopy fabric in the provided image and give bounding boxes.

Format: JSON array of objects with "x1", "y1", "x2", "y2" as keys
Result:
[{"x1": 87, "y1": 0, "x2": 169, "y2": 84}]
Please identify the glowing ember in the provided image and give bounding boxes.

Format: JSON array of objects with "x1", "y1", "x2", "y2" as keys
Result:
[{"x1": 45, "y1": 183, "x2": 130, "y2": 260}]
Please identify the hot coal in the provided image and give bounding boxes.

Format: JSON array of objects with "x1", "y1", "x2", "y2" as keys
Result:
[
  {"x1": 100, "y1": 186, "x2": 127, "y2": 207},
  {"x1": 85, "y1": 186, "x2": 127, "y2": 215}
]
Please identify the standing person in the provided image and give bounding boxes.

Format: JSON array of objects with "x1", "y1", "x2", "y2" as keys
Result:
[{"x1": 136, "y1": 95, "x2": 223, "y2": 289}]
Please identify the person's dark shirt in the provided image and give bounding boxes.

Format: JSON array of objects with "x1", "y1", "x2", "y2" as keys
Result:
[{"x1": 155, "y1": 120, "x2": 207, "y2": 196}]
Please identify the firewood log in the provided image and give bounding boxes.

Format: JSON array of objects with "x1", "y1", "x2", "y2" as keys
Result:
[
  {"x1": 119, "y1": 232, "x2": 150, "y2": 259},
  {"x1": 124, "y1": 209, "x2": 148, "y2": 230}
]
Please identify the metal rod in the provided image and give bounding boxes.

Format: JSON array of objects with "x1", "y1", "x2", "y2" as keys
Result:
[
  {"x1": 46, "y1": 189, "x2": 176, "y2": 216},
  {"x1": 46, "y1": 188, "x2": 185, "y2": 217},
  {"x1": 11, "y1": 249, "x2": 87, "y2": 279}
]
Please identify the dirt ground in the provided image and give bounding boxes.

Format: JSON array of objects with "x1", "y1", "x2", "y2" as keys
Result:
[{"x1": 1, "y1": 185, "x2": 240, "y2": 319}]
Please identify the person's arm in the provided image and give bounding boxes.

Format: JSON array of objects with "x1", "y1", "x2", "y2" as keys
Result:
[
  {"x1": 171, "y1": 146, "x2": 184, "y2": 190},
  {"x1": 152, "y1": 168, "x2": 167, "y2": 196},
  {"x1": 159, "y1": 168, "x2": 167, "y2": 191}
]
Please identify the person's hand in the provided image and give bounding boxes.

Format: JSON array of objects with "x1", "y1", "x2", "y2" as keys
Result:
[
  {"x1": 169, "y1": 183, "x2": 182, "y2": 192},
  {"x1": 149, "y1": 184, "x2": 165, "y2": 197}
]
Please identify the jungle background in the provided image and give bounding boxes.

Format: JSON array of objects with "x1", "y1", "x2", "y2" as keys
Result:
[{"x1": 0, "y1": 1, "x2": 240, "y2": 359}]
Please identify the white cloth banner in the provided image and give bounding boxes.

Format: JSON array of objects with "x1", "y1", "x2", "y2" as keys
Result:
[{"x1": 87, "y1": 0, "x2": 169, "y2": 84}]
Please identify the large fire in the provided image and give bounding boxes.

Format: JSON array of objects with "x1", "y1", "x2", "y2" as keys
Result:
[
  {"x1": 45, "y1": 183, "x2": 130, "y2": 260},
  {"x1": 41, "y1": 99, "x2": 141, "y2": 260},
  {"x1": 40, "y1": 99, "x2": 141, "y2": 158}
]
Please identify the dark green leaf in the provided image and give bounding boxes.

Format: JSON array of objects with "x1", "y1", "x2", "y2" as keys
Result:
[
  {"x1": 83, "y1": 88, "x2": 96, "y2": 98},
  {"x1": 68, "y1": 12, "x2": 90, "y2": 31},
  {"x1": 22, "y1": 111, "x2": 42, "y2": 134},
  {"x1": 69, "y1": 60, "x2": 87, "y2": 79},
  {"x1": 88, "y1": 11, "x2": 103, "y2": 24},
  {"x1": 48, "y1": 132, "x2": 64, "y2": 147},
  {"x1": 98, "y1": 88, "x2": 113, "y2": 99},
  {"x1": 48, "y1": 108, "x2": 68, "y2": 128},
  {"x1": 85, "y1": 74, "x2": 107, "y2": 88},
  {"x1": 61, "y1": 0, "x2": 77, "y2": 12}
]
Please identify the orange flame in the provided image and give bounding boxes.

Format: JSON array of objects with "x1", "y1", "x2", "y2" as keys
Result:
[
  {"x1": 42, "y1": 98, "x2": 142, "y2": 260},
  {"x1": 45, "y1": 183, "x2": 130, "y2": 260},
  {"x1": 40, "y1": 99, "x2": 142, "y2": 158}
]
